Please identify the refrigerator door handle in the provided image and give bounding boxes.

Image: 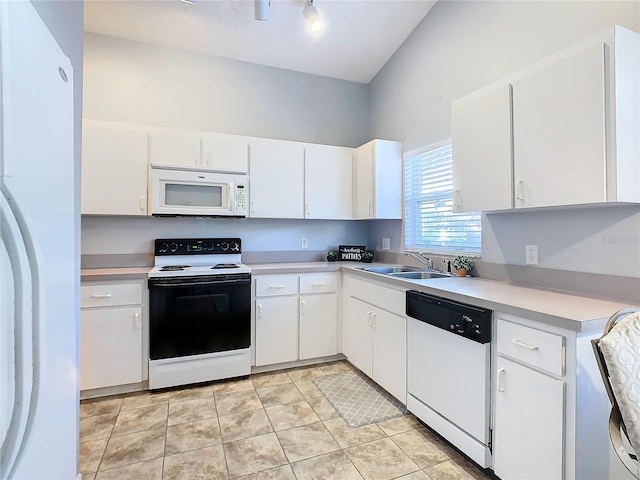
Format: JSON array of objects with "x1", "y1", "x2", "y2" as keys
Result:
[{"x1": 0, "y1": 183, "x2": 39, "y2": 478}]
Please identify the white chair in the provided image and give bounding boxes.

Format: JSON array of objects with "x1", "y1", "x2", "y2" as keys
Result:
[{"x1": 592, "y1": 308, "x2": 640, "y2": 478}]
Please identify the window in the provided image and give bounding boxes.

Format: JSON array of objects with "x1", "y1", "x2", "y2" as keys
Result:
[{"x1": 404, "y1": 142, "x2": 481, "y2": 254}]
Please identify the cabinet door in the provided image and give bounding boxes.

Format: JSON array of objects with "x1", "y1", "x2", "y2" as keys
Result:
[
  {"x1": 148, "y1": 131, "x2": 201, "y2": 169},
  {"x1": 299, "y1": 293, "x2": 338, "y2": 359},
  {"x1": 512, "y1": 42, "x2": 606, "y2": 208},
  {"x1": 452, "y1": 83, "x2": 513, "y2": 212},
  {"x1": 81, "y1": 123, "x2": 149, "y2": 215},
  {"x1": 372, "y1": 140, "x2": 402, "y2": 219},
  {"x1": 201, "y1": 133, "x2": 249, "y2": 173},
  {"x1": 80, "y1": 306, "x2": 143, "y2": 390},
  {"x1": 372, "y1": 308, "x2": 406, "y2": 403},
  {"x1": 343, "y1": 297, "x2": 373, "y2": 377},
  {"x1": 304, "y1": 145, "x2": 353, "y2": 219},
  {"x1": 255, "y1": 296, "x2": 298, "y2": 366},
  {"x1": 353, "y1": 142, "x2": 375, "y2": 219},
  {"x1": 249, "y1": 139, "x2": 304, "y2": 218},
  {"x1": 493, "y1": 356, "x2": 565, "y2": 480}
]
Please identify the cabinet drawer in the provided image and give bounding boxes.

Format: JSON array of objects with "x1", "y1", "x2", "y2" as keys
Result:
[
  {"x1": 497, "y1": 319, "x2": 565, "y2": 376},
  {"x1": 255, "y1": 275, "x2": 298, "y2": 297},
  {"x1": 347, "y1": 276, "x2": 405, "y2": 316},
  {"x1": 300, "y1": 273, "x2": 337, "y2": 294},
  {"x1": 81, "y1": 283, "x2": 142, "y2": 308}
]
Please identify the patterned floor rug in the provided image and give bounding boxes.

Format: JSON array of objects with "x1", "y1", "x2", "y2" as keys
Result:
[{"x1": 312, "y1": 370, "x2": 407, "y2": 428}]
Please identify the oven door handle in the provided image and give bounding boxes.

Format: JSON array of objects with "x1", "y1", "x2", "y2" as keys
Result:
[{"x1": 150, "y1": 278, "x2": 250, "y2": 288}]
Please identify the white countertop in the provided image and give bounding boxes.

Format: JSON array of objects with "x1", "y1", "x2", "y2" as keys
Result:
[{"x1": 81, "y1": 261, "x2": 638, "y2": 333}]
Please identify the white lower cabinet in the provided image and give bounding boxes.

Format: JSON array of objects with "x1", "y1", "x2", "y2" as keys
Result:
[
  {"x1": 255, "y1": 296, "x2": 299, "y2": 366},
  {"x1": 254, "y1": 273, "x2": 338, "y2": 367},
  {"x1": 493, "y1": 315, "x2": 568, "y2": 480},
  {"x1": 80, "y1": 280, "x2": 145, "y2": 391},
  {"x1": 342, "y1": 274, "x2": 407, "y2": 404},
  {"x1": 300, "y1": 293, "x2": 338, "y2": 359},
  {"x1": 344, "y1": 297, "x2": 406, "y2": 403},
  {"x1": 493, "y1": 356, "x2": 565, "y2": 480}
]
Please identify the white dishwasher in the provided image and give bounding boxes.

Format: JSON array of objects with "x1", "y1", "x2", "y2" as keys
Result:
[{"x1": 406, "y1": 290, "x2": 492, "y2": 468}]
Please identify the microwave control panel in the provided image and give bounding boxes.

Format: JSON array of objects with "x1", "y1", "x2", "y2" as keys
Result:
[{"x1": 235, "y1": 185, "x2": 247, "y2": 212}]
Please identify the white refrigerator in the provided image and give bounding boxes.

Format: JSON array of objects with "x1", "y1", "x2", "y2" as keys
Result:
[{"x1": 1, "y1": 1, "x2": 78, "y2": 479}]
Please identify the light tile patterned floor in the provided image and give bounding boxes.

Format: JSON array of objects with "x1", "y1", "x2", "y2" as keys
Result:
[{"x1": 80, "y1": 361, "x2": 492, "y2": 480}]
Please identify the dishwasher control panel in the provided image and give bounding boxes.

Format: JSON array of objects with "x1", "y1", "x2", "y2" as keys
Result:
[{"x1": 406, "y1": 290, "x2": 492, "y2": 343}]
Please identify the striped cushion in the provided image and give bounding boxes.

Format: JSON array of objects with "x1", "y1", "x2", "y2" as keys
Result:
[{"x1": 599, "y1": 311, "x2": 640, "y2": 456}]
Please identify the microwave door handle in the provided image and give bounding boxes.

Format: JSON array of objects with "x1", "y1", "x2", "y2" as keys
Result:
[{"x1": 228, "y1": 183, "x2": 234, "y2": 211}]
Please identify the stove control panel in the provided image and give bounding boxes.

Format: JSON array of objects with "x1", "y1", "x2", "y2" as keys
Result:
[{"x1": 155, "y1": 238, "x2": 242, "y2": 255}]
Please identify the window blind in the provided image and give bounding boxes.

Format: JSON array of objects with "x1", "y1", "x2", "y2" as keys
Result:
[{"x1": 404, "y1": 143, "x2": 481, "y2": 254}]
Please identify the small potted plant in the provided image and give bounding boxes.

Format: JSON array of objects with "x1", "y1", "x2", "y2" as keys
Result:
[
  {"x1": 362, "y1": 250, "x2": 374, "y2": 263},
  {"x1": 327, "y1": 250, "x2": 337, "y2": 262},
  {"x1": 452, "y1": 255, "x2": 474, "y2": 277}
]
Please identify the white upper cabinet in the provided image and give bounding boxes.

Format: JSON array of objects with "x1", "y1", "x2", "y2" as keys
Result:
[
  {"x1": 304, "y1": 144, "x2": 354, "y2": 219},
  {"x1": 82, "y1": 121, "x2": 149, "y2": 216},
  {"x1": 512, "y1": 42, "x2": 607, "y2": 208},
  {"x1": 149, "y1": 130, "x2": 249, "y2": 173},
  {"x1": 148, "y1": 131, "x2": 201, "y2": 169},
  {"x1": 201, "y1": 133, "x2": 249, "y2": 173},
  {"x1": 249, "y1": 138, "x2": 305, "y2": 218},
  {"x1": 452, "y1": 25, "x2": 640, "y2": 212},
  {"x1": 452, "y1": 83, "x2": 513, "y2": 212},
  {"x1": 354, "y1": 139, "x2": 402, "y2": 219}
]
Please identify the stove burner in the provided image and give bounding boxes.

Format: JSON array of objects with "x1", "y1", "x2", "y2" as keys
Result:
[
  {"x1": 160, "y1": 265, "x2": 191, "y2": 271},
  {"x1": 213, "y1": 263, "x2": 239, "y2": 269}
]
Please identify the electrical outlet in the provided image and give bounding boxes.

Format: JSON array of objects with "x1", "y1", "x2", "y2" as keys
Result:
[
  {"x1": 301, "y1": 238, "x2": 308, "y2": 249},
  {"x1": 382, "y1": 238, "x2": 391, "y2": 250},
  {"x1": 525, "y1": 244, "x2": 538, "y2": 265}
]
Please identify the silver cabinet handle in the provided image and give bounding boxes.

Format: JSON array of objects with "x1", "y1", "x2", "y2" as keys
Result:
[
  {"x1": 498, "y1": 368, "x2": 506, "y2": 392},
  {"x1": 371, "y1": 312, "x2": 377, "y2": 328},
  {"x1": 139, "y1": 195, "x2": 145, "y2": 211},
  {"x1": 311, "y1": 282, "x2": 326, "y2": 287},
  {"x1": 269, "y1": 285, "x2": 285, "y2": 289},
  {"x1": 300, "y1": 300, "x2": 305, "y2": 315},
  {"x1": 250, "y1": 200, "x2": 256, "y2": 213},
  {"x1": 91, "y1": 293, "x2": 112, "y2": 299},
  {"x1": 305, "y1": 203, "x2": 310, "y2": 215},
  {"x1": 257, "y1": 303, "x2": 262, "y2": 318},
  {"x1": 512, "y1": 339, "x2": 539, "y2": 351},
  {"x1": 133, "y1": 312, "x2": 140, "y2": 329},
  {"x1": 367, "y1": 312, "x2": 373, "y2": 327}
]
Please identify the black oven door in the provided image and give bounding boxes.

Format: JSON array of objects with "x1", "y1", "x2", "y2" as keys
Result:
[{"x1": 148, "y1": 274, "x2": 251, "y2": 360}]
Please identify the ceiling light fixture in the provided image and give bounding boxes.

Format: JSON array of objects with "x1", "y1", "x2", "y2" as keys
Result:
[
  {"x1": 180, "y1": 0, "x2": 197, "y2": 4},
  {"x1": 255, "y1": 0, "x2": 270, "y2": 21},
  {"x1": 303, "y1": 0, "x2": 323, "y2": 32}
]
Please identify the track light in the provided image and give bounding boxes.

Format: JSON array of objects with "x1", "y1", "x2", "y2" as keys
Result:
[
  {"x1": 303, "y1": 1, "x2": 323, "y2": 32},
  {"x1": 255, "y1": 0, "x2": 269, "y2": 21}
]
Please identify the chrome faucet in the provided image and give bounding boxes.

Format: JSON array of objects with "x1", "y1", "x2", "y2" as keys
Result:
[{"x1": 404, "y1": 250, "x2": 433, "y2": 270}]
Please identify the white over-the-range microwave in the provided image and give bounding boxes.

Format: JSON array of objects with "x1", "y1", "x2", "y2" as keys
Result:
[{"x1": 150, "y1": 165, "x2": 248, "y2": 217}]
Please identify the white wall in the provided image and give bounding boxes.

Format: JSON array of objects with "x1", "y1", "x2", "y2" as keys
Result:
[
  {"x1": 83, "y1": 33, "x2": 368, "y2": 147},
  {"x1": 368, "y1": 0, "x2": 640, "y2": 277}
]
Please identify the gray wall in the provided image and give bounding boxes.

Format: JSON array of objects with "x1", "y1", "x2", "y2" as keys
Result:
[
  {"x1": 81, "y1": 216, "x2": 367, "y2": 256},
  {"x1": 368, "y1": 0, "x2": 640, "y2": 278},
  {"x1": 83, "y1": 33, "x2": 368, "y2": 147}
]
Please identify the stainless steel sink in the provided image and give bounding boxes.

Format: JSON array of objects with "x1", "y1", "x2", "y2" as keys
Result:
[
  {"x1": 387, "y1": 270, "x2": 449, "y2": 280},
  {"x1": 357, "y1": 265, "x2": 422, "y2": 274}
]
